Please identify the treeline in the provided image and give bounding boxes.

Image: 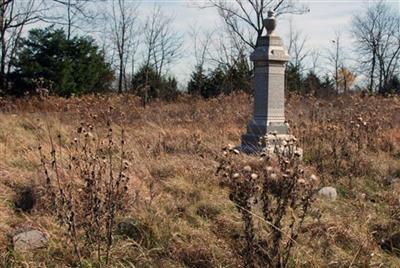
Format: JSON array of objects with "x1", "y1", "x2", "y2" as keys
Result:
[{"x1": 0, "y1": 1, "x2": 398, "y2": 101}]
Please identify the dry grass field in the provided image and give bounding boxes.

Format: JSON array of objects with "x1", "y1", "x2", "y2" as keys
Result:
[{"x1": 0, "y1": 92, "x2": 399, "y2": 267}]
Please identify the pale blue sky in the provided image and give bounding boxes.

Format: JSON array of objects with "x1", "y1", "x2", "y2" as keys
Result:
[
  {"x1": 41, "y1": 0, "x2": 397, "y2": 87},
  {"x1": 128, "y1": 0, "x2": 399, "y2": 86}
]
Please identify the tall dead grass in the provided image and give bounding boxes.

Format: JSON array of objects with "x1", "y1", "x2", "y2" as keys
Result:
[{"x1": 0, "y1": 92, "x2": 399, "y2": 267}]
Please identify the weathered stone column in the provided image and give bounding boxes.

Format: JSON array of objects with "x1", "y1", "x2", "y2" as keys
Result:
[{"x1": 241, "y1": 11, "x2": 290, "y2": 153}]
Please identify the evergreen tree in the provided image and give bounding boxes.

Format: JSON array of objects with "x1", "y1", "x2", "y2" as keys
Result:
[
  {"x1": 187, "y1": 55, "x2": 252, "y2": 99},
  {"x1": 187, "y1": 65, "x2": 208, "y2": 97},
  {"x1": 381, "y1": 75, "x2": 400, "y2": 95},
  {"x1": 12, "y1": 27, "x2": 114, "y2": 97},
  {"x1": 318, "y1": 74, "x2": 336, "y2": 97},
  {"x1": 302, "y1": 71, "x2": 322, "y2": 95},
  {"x1": 285, "y1": 63, "x2": 302, "y2": 92},
  {"x1": 186, "y1": 66, "x2": 223, "y2": 99},
  {"x1": 207, "y1": 67, "x2": 225, "y2": 98},
  {"x1": 223, "y1": 55, "x2": 252, "y2": 95},
  {"x1": 131, "y1": 65, "x2": 180, "y2": 104}
]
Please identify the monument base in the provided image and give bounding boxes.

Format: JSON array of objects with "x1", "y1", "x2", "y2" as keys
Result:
[
  {"x1": 241, "y1": 133, "x2": 303, "y2": 158},
  {"x1": 240, "y1": 121, "x2": 289, "y2": 153},
  {"x1": 240, "y1": 121, "x2": 303, "y2": 158}
]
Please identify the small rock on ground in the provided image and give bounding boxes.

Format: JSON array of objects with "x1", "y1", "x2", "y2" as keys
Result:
[
  {"x1": 318, "y1": 186, "x2": 337, "y2": 201},
  {"x1": 13, "y1": 230, "x2": 47, "y2": 251}
]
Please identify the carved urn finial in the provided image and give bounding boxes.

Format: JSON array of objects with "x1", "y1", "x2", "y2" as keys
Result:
[{"x1": 263, "y1": 10, "x2": 276, "y2": 36}]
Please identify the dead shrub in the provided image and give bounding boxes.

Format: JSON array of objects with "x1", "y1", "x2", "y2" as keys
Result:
[
  {"x1": 217, "y1": 141, "x2": 318, "y2": 267},
  {"x1": 38, "y1": 116, "x2": 131, "y2": 265}
]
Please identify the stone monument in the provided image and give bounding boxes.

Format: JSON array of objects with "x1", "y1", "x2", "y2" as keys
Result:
[{"x1": 241, "y1": 11, "x2": 292, "y2": 153}]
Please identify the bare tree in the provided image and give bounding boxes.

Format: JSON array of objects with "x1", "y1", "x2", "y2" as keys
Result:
[
  {"x1": 187, "y1": 25, "x2": 215, "y2": 96},
  {"x1": 198, "y1": 26, "x2": 252, "y2": 95},
  {"x1": 143, "y1": 5, "x2": 183, "y2": 76},
  {"x1": 49, "y1": 0, "x2": 97, "y2": 40},
  {"x1": 327, "y1": 31, "x2": 345, "y2": 93},
  {"x1": 286, "y1": 19, "x2": 308, "y2": 73},
  {"x1": 207, "y1": 27, "x2": 248, "y2": 70},
  {"x1": 283, "y1": 19, "x2": 309, "y2": 93},
  {"x1": 109, "y1": 0, "x2": 139, "y2": 94},
  {"x1": 134, "y1": 6, "x2": 183, "y2": 105},
  {"x1": 0, "y1": 0, "x2": 45, "y2": 93},
  {"x1": 203, "y1": 0, "x2": 309, "y2": 50},
  {"x1": 189, "y1": 24, "x2": 214, "y2": 71},
  {"x1": 309, "y1": 48, "x2": 320, "y2": 74},
  {"x1": 352, "y1": 1, "x2": 400, "y2": 93}
]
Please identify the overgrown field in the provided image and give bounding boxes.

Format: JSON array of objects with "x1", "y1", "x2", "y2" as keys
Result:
[{"x1": 0, "y1": 93, "x2": 399, "y2": 267}]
